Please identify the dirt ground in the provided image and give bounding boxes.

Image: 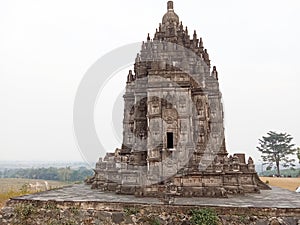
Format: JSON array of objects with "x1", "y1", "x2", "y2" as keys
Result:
[{"x1": 260, "y1": 177, "x2": 300, "y2": 191}]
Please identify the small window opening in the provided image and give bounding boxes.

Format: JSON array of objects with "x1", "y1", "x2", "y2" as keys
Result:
[{"x1": 167, "y1": 132, "x2": 174, "y2": 149}]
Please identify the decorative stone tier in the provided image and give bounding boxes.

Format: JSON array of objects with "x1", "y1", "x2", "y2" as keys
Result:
[
  {"x1": 88, "y1": 153, "x2": 270, "y2": 197},
  {"x1": 1, "y1": 185, "x2": 299, "y2": 225}
]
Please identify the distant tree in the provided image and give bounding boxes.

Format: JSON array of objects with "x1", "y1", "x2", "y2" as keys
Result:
[
  {"x1": 65, "y1": 166, "x2": 71, "y2": 182},
  {"x1": 257, "y1": 131, "x2": 297, "y2": 176},
  {"x1": 2, "y1": 167, "x2": 93, "y2": 182},
  {"x1": 297, "y1": 148, "x2": 300, "y2": 163}
]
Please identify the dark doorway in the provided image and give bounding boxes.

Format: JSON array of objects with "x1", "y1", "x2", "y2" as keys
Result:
[{"x1": 167, "y1": 132, "x2": 174, "y2": 149}]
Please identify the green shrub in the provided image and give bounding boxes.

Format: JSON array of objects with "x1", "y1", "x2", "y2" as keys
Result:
[
  {"x1": 124, "y1": 207, "x2": 139, "y2": 216},
  {"x1": 68, "y1": 206, "x2": 80, "y2": 215},
  {"x1": 14, "y1": 204, "x2": 37, "y2": 220},
  {"x1": 190, "y1": 208, "x2": 219, "y2": 225},
  {"x1": 239, "y1": 215, "x2": 248, "y2": 223},
  {"x1": 44, "y1": 202, "x2": 59, "y2": 210}
]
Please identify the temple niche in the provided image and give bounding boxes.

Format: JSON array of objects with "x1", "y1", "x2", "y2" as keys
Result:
[{"x1": 86, "y1": 1, "x2": 270, "y2": 197}]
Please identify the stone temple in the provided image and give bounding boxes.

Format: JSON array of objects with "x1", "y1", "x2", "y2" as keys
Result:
[{"x1": 86, "y1": 1, "x2": 269, "y2": 197}]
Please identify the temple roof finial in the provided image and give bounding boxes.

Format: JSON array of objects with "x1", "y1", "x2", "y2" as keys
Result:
[
  {"x1": 199, "y1": 37, "x2": 204, "y2": 48},
  {"x1": 167, "y1": 1, "x2": 174, "y2": 10},
  {"x1": 162, "y1": 1, "x2": 179, "y2": 25}
]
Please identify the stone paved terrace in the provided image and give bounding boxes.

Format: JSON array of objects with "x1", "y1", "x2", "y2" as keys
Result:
[{"x1": 12, "y1": 184, "x2": 300, "y2": 209}]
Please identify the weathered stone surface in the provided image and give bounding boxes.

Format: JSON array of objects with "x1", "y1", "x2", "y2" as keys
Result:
[
  {"x1": 256, "y1": 219, "x2": 269, "y2": 225},
  {"x1": 0, "y1": 207, "x2": 13, "y2": 220},
  {"x1": 9, "y1": 184, "x2": 300, "y2": 209},
  {"x1": 285, "y1": 217, "x2": 298, "y2": 225},
  {"x1": 269, "y1": 218, "x2": 281, "y2": 225},
  {"x1": 181, "y1": 221, "x2": 191, "y2": 225},
  {"x1": 112, "y1": 212, "x2": 124, "y2": 224},
  {"x1": 87, "y1": 0, "x2": 270, "y2": 199},
  {"x1": 96, "y1": 211, "x2": 112, "y2": 221}
]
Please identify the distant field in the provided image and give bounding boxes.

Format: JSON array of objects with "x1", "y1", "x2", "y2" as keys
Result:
[
  {"x1": 260, "y1": 177, "x2": 300, "y2": 191},
  {"x1": 0, "y1": 178, "x2": 66, "y2": 193},
  {"x1": 0, "y1": 178, "x2": 67, "y2": 208}
]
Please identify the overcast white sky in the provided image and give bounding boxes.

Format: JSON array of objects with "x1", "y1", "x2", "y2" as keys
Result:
[{"x1": 1, "y1": 0, "x2": 300, "y2": 163}]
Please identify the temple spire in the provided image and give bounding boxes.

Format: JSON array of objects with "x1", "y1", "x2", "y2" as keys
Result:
[
  {"x1": 127, "y1": 70, "x2": 134, "y2": 83},
  {"x1": 193, "y1": 30, "x2": 197, "y2": 40},
  {"x1": 179, "y1": 21, "x2": 183, "y2": 30},
  {"x1": 212, "y1": 66, "x2": 218, "y2": 80}
]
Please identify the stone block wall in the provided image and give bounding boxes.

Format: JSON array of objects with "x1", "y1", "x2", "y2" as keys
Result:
[{"x1": 1, "y1": 199, "x2": 300, "y2": 225}]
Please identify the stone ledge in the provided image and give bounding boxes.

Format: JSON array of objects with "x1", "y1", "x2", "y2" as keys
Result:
[
  {"x1": 1, "y1": 184, "x2": 299, "y2": 225},
  {"x1": 10, "y1": 184, "x2": 300, "y2": 209}
]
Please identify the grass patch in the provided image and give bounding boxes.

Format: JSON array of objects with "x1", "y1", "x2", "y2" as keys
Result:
[
  {"x1": 0, "y1": 189, "x2": 33, "y2": 208},
  {"x1": 0, "y1": 178, "x2": 67, "y2": 208}
]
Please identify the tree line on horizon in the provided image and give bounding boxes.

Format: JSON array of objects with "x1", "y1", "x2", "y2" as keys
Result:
[
  {"x1": 1, "y1": 131, "x2": 299, "y2": 180},
  {"x1": 0, "y1": 166, "x2": 93, "y2": 182}
]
